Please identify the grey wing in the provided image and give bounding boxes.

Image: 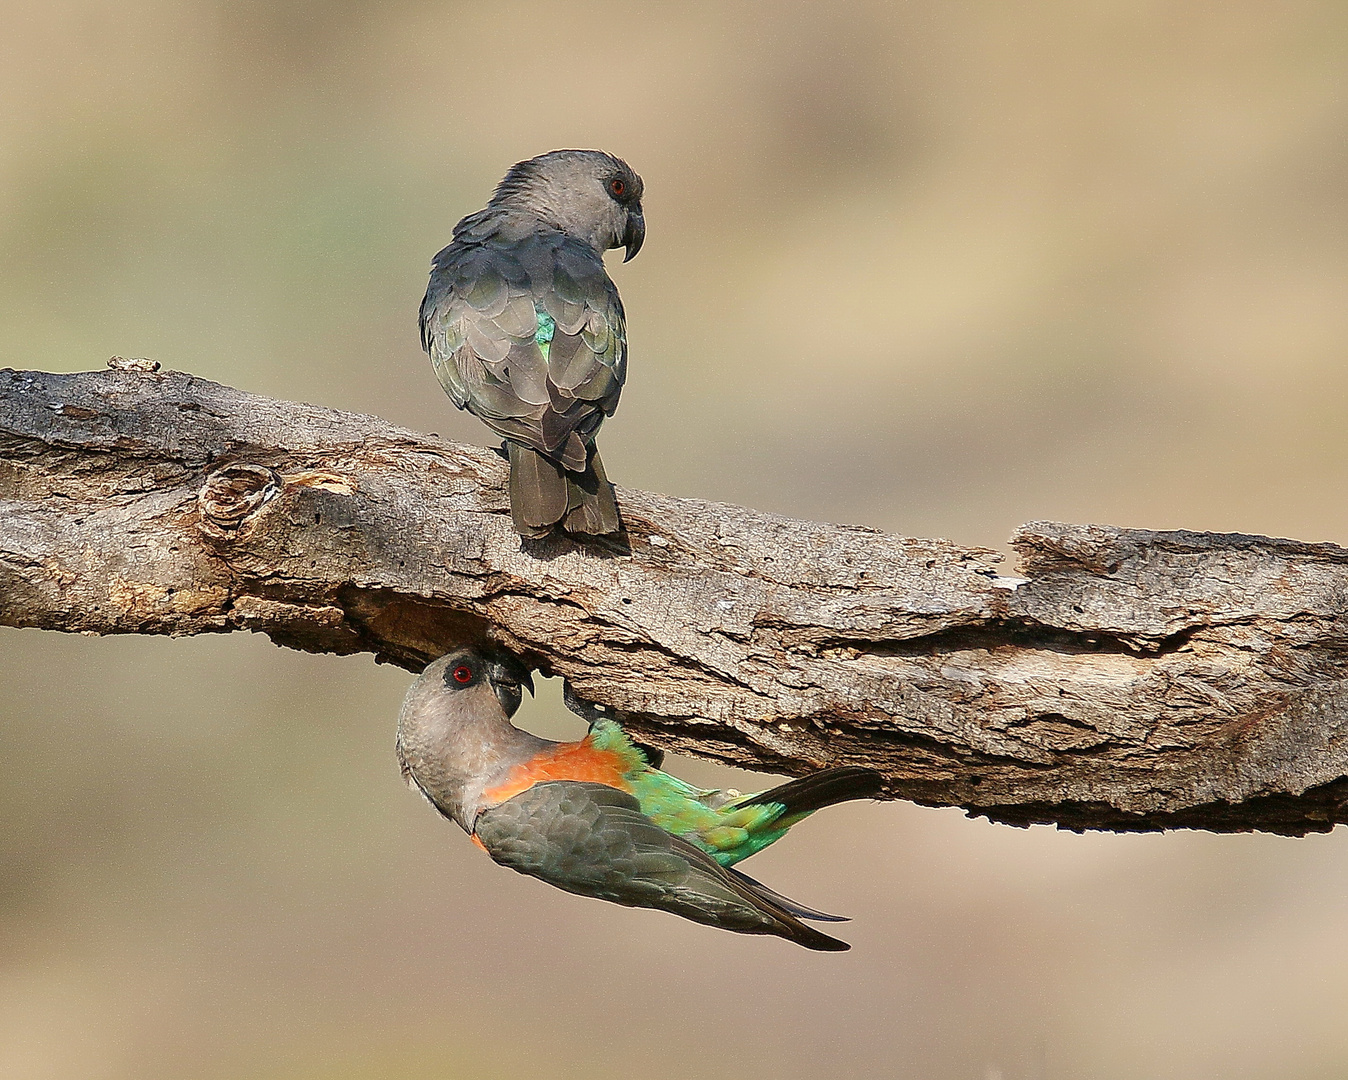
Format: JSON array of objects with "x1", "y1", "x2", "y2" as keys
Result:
[
  {"x1": 473, "y1": 781, "x2": 849, "y2": 950},
  {"x1": 420, "y1": 234, "x2": 626, "y2": 473},
  {"x1": 540, "y1": 241, "x2": 626, "y2": 413},
  {"x1": 420, "y1": 241, "x2": 549, "y2": 430}
]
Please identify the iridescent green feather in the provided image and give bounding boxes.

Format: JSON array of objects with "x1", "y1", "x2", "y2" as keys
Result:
[
  {"x1": 534, "y1": 309, "x2": 555, "y2": 362},
  {"x1": 587, "y1": 718, "x2": 797, "y2": 866}
]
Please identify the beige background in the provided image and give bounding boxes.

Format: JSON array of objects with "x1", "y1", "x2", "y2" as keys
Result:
[{"x1": 3, "y1": 3, "x2": 1348, "y2": 1078}]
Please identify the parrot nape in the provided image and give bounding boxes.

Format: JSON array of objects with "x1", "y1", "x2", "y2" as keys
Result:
[
  {"x1": 396, "y1": 646, "x2": 884, "y2": 951},
  {"x1": 418, "y1": 150, "x2": 644, "y2": 539}
]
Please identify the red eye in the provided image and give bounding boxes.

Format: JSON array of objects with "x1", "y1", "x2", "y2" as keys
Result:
[
  {"x1": 452, "y1": 665, "x2": 473, "y2": 684},
  {"x1": 609, "y1": 177, "x2": 625, "y2": 198}
]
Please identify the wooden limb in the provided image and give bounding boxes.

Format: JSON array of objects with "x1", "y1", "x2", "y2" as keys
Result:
[{"x1": 4, "y1": 364, "x2": 1348, "y2": 834}]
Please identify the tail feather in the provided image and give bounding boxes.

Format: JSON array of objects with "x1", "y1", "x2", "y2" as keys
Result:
[
  {"x1": 727, "y1": 866, "x2": 849, "y2": 923},
  {"x1": 667, "y1": 834, "x2": 850, "y2": 951},
  {"x1": 507, "y1": 443, "x2": 568, "y2": 537},
  {"x1": 562, "y1": 446, "x2": 620, "y2": 536},
  {"x1": 745, "y1": 766, "x2": 885, "y2": 820},
  {"x1": 506, "y1": 442, "x2": 620, "y2": 539}
]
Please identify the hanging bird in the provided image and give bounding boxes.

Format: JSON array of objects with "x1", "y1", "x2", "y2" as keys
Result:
[
  {"x1": 419, "y1": 150, "x2": 644, "y2": 539},
  {"x1": 396, "y1": 646, "x2": 884, "y2": 951}
]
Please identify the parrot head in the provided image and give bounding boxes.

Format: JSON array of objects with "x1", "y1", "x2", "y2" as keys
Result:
[
  {"x1": 490, "y1": 149, "x2": 645, "y2": 262},
  {"x1": 433, "y1": 644, "x2": 535, "y2": 718},
  {"x1": 396, "y1": 645, "x2": 536, "y2": 828}
]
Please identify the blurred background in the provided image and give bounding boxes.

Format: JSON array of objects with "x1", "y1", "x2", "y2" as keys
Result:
[{"x1": 3, "y1": 2, "x2": 1348, "y2": 1077}]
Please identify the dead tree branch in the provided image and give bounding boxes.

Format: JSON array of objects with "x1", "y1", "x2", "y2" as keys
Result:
[{"x1": 4, "y1": 365, "x2": 1348, "y2": 835}]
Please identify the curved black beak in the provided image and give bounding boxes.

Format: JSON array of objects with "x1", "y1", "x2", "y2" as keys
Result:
[
  {"x1": 487, "y1": 651, "x2": 535, "y2": 718},
  {"x1": 622, "y1": 207, "x2": 645, "y2": 262}
]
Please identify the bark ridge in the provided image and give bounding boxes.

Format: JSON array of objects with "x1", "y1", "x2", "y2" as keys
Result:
[{"x1": 4, "y1": 365, "x2": 1348, "y2": 835}]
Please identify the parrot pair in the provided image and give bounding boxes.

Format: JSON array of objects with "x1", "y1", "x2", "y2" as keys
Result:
[
  {"x1": 397, "y1": 647, "x2": 882, "y2": 951},
  {"x1": 413, "y1": 156, "x2": 879, "y2": 948}
]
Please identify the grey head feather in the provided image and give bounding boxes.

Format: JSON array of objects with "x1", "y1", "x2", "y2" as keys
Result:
[
  {"x1": 396, "y1": 647, "x2": 543, "y2": 831},
  {"x1": 482, "y1": 149, "x2": 644, "y2": 260}
]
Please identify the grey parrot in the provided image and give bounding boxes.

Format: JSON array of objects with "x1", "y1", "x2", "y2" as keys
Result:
[
  {"x1": 396, "y1": 646, "x2": 883, "y2": 950},
  {"x1": 418, "y1": 150, "x2": 644, "y2": 539}
]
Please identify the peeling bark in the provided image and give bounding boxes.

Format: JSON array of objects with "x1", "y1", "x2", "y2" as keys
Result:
[{"x1": 4, "y1": 365, "x2": 1348, "y2": 835}]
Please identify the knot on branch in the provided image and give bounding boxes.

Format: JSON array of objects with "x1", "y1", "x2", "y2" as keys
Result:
[
  {"x1": 105, "y1": 355, "x2": 161, "y2": 373},
  {"x1": 197, "y1": 464, "x2": 282, "y2": 540}
]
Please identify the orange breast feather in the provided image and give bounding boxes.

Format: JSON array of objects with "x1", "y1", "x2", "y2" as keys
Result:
[{"x1": 481, "y1": 737, "x2": 631, "y2": 807}]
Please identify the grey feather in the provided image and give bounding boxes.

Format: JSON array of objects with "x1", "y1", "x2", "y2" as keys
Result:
[
  {"x1": 473, "y1": 781, "x2": 850, "y2": 951},
  {"x1": 563, "y1": 447, "x2": 619, "y2": 536},
  {"x1": 492, "y1": 293, "x2": 538, "y2": 339},
  {"x1": 507, "y1": 442, "x2": 568, "y2": 538}
]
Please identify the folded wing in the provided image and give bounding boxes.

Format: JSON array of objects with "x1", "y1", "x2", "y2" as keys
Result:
[
  {"x1": 473, "y1": 781, "x2": 850, "y2": 951},
  {"x1": 420, "y1": 229, "x2": 626, "y2": 473}
]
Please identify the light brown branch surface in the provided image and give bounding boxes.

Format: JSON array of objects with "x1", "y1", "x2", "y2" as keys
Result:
[{"x1": 4, "y1": 365, "x2": 1348, "y2": 834}]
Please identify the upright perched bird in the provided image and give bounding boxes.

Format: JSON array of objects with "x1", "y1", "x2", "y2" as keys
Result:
[
  {"x1": 396, "y1": 646, "x2": 884, "y2": 951},
  {"x1": 419, "y1": 150, "x2": 644, "y2": 539}
]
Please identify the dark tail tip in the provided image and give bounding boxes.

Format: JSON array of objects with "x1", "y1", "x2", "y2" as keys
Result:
[
  {"x1": 725, "y1": 862, "x2": 855, "y2": 950},
  {"x1": 790, "y1": 924, "x2": 851, "y2": 951},
  {"x1": 750, "y1": 766, "x2": 885, "y2": 818},
  {"x1": 728, "y1": 866, "x2": 849, "y2": 923}
]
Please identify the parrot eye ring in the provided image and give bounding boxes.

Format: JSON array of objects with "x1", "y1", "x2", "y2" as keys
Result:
[
  {"x1": 452, "y1": 665, "x2": 474, "y2": 684},
  {"x1": 608, "y1": 177, "x2": 626, "y2": 198}
]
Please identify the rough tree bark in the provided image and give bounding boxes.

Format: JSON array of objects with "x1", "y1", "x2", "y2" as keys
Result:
[{"x1": 4, "y1": 364, "x2": 1348, "y2": 836}]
